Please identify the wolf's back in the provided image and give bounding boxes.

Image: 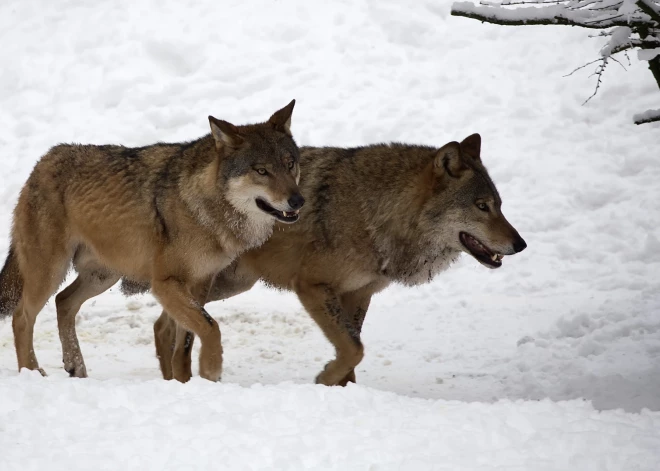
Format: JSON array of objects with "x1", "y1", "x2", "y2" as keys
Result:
[{"x1": 0, "y1": 246, "x2": 23, "y2": 318}]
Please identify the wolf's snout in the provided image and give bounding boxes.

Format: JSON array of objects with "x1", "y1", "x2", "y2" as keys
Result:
[
  {"x1": 513, "y1": 236, "x2": 527, "y2": 253},
  {"x1": 288, "y1": 193, "x2": 305, "y2": 210}
]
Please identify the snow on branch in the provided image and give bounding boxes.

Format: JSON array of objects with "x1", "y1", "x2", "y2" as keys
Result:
[
  {"x1": 451, "y1": 1, "x2": 656, "y2": 29},
  {"x1": 633, "y1": 108, "x2": 660, "y2": 123},
  {"x1": 636, "y1": 0, "x2": 660, "y2": 23}
]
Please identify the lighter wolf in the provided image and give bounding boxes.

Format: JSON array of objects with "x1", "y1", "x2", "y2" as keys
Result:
[{"x1": 0, "y1": 100, "x2": 302, "y2": 382}]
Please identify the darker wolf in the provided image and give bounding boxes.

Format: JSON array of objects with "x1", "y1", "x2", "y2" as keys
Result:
[
  {"x1": 148, "y1": 134, "x2": 527, "y2": 385},
  {"x1": 0, "y1": 100, "x2": 303, "y2": 382}
]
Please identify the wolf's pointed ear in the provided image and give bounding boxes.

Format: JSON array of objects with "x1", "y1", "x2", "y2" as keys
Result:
[
  {"x1": 460, "y1": 133, "x2": 481, "y2": 162},
  {"x1": 267, "y1": 99, "x2": 295, "y2": 136},
  {"x1": 434, "y1": 141, "x2": 467, "y2": 178},
  {"x1": 209, "y1": 116, "x2": 244, "y2": 150}
]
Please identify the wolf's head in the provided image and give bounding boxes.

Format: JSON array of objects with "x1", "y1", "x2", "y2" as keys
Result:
[
  {"x1": 209, "y1": 100, "x2": 304, "y2": 224},
  {"x1": 424, "y1": 134, "x2": 526, "y2": 269}
]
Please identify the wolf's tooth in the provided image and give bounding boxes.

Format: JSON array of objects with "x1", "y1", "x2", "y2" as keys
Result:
[{"x1": 491, "y1": 254, "x2": 498, "y2": 262}]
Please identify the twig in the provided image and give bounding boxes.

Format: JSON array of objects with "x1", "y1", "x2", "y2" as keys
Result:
[
  {"x1": 610, "y1": 55, "x2": 628, "y2": 70},
  {"x1": 582, "y1": 13, "x2": 624, "y2": 25},
  {"x1": 587, "y1": 3, "x2": 624, "y2": 12},
  {"x1": 583, "y1": 57, "x2": 608, "y2": 104},
  {"x1": 487, "y1": 0, "x2": 565, "y2": 5},
  {"x1": 563, "y1": 58, "x2": 602, "y2": 76}
]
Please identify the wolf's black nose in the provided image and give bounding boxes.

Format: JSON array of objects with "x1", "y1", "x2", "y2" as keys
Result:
[
  {"x1": 513, "y1": 237, "x2": 527, "y2": 253},
  {"x1": 288, "y1": 193, "x2": 305, "y2": 210}
]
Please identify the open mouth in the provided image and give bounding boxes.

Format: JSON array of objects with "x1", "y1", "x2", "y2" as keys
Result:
[
  {"x1": 256, "y1": 198, "x2": 299, "y2": 223},
  {"x1": 459, "y1": 232, "x2": 503, "y2": 269}
]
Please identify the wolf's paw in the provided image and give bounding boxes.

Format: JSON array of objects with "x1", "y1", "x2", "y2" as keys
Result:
[
  {"x1": 337, "y1": 370, "x2": 356, "y2": 387},
  {"x1": 314, "y1": 361, "x2": 350, "y2": 386},
  {"x1": 314, "y1": 372, "x2": 334, "y2": 386},
  {"x1": 65, "y1": 364, "x2": 88, "y2": 378},
  {"x1": 63, "y1": 355, "x2": 88, "y2": 378},
  {"x1": 173, "y1": 370, "x2": 193, "y2": 383},
  {"x1": 194, "y1": 361, "x2": 221, "y2": 383}
]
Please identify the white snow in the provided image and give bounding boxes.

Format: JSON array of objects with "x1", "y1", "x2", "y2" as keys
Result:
[
  {"x1": 1, "y1": 0, "x2": 660, "y2": 469},
  {"x1": 601, "y1": 26, "x2": 633, "y2": 57},
  {"x1": 2, "y1": 371, "x2": 660, "y2": 471}
]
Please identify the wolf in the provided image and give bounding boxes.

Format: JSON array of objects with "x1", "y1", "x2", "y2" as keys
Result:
[
  {"x1": 0, "y1": 100, "x2": 303, "y2": 382},
  {"x1": 146, "y1": 134, "x2": 527, "y2": 385}
]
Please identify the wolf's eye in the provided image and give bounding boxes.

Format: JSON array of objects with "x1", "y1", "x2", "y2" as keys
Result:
[
  {"x1": 287, "y1": 161, "x2": 295, "y2": 170},
  {"x1": 255, "y1": 168, "x2": 268, "y2": 176},
  {"x1": 476, "y1": 202, "x2": 489, "y2": 212}
]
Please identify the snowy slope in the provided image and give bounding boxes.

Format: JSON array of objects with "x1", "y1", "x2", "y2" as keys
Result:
[{"x1": 1, "y1": 0, "x2": 659, "y2": 469}]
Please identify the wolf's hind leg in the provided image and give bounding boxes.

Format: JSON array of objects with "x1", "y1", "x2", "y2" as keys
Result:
[
  {"x1": 154, "y1": 316, "x2": 198, "y2": 382},
  {"x1": 295, "y1": 282, "x2": 365, "y2": 386},
  {"x1": 56, "y1": 268, "x2": 119, "y2": 378},
  {"x1": 12, "y1": 298, "x2": 47, "y2": 375},
  {"x1": 154, "y1": 312, "x2": 176, "y2": 380},
  {"x1": 13, "y1": 246, "x2": 71, "y2": 375}
]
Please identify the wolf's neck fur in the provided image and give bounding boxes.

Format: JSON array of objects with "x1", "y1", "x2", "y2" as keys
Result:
[
  {"x1": 358, "y1": 146, "x2": 461, "y2": 286},
  {"x1": 177, "y1": 136, "x2": 273, "y2": 251}
]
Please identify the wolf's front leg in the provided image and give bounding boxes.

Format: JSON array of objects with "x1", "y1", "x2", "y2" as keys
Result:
[
  {"x1": 295, "y1": 282, "x2": 365, "y2": 386},
  {"x1": 167, "y1": 276, "x2": 215, "y2": 381},
  {"x1": 151, "y1": 278, "x2": 222, "y2": 382},
  {"x1": 156, "y1": 266, "x2": 259, "y2": 381},
  {"x1": 56, "y1": 268, "x2": 120, "y2": 378},
  {"x1": 172, "y1": 326, "x2": 195, "y2": 382},
  {"x1": 335, "y1": 287, "x2": 376, "y2": 386}
]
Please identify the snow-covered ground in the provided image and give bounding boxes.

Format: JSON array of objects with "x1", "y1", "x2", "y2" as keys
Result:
[{"x1": 1, "y1": 0, "x2": 659, "y2": 469}]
